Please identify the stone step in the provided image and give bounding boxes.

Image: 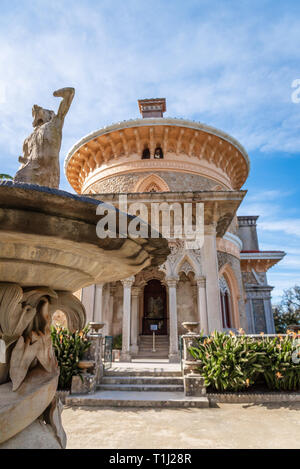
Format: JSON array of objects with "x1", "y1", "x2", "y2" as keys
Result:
[
  {"x1": 139, "y1": 340, "x2": 168, "y2": 343},
  {"x1": 138, "y1": 346, "x2": 169, "y2": 350},
  {"x1": 136, "y1": 355, "x2": 169, "y2": 359},
  {"x1": 66, "y1": 391, "x2": 209, "y2": 408},
  {"x1": 139, "y1": 342, "x2": 168, "y2": 345},
  {"x1": 138, "y1": 349, "x2": 169, "y2": 352},
  {"x1": 102, "y1": 376, "x2": 183, "y2": 385},
  {"x1": 139, "y1": 345, "x2": 169, "y2": 349},
  {"x1": 105, "y1": 370, "x2": 182, "y2": 377},
  {"x1": 139, "y1": 335, "x2": 169, "y2": 338},
  {"x1": 139, "y1": 343, "x2": 169, "y2": 346},
  {"x1": 97, "y1": 384, "x2": 184, "y2": 392},
  {"x1": 139, "y1": 340, "x2": 169, "y2": 344},
  {"x1": 139, "y1": 347, "x2": 169, "y2": 356},
  {"x1": 139, "y1": 337, "x2": 169, "y2": 341},
  {"x1": 137, "y1": 354, "x2": 169, "y2": 358}
]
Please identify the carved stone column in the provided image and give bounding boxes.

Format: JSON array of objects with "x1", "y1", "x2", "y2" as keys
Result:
[
  {"x1": 94, "y1": 283, "x2": 104, "y2": 323},
  {"x1": 202, "y1": 225, "x2": 223, "y2": 332},
  {"x1": 81, "y1": 284, "x2": 95, "y2": 323},
  {"x1": 130, "y1": 287, "x2": 140, "y2": 356},
  {"x1": 166, "y1": 278, "x2": 180, "y2": 363},
  {"x1": 120, "y1": 276, "x2": 134, "y2": 362},
  {"x1": 106, "y1": 284, "x2": 116, "y2": 337},
  {"x1": 196, "y1": 277, "x2": 209, "y2": 335}
]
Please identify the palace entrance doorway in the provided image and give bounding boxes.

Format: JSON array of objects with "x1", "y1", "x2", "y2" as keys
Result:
[{"x1": 142, "y1": 279, "x2": 167, "y2": 335}]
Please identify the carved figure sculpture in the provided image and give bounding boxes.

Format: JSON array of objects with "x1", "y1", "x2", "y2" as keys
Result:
[
  {"x1": 0, "y1": 284, "x2": 85, "y2": 448},
  {"x1": 14, "y1": 88, "x2": 75, "y2": 188}
]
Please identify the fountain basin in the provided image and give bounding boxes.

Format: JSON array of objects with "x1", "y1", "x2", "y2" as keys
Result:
[
  {"x1": 0, "y1": 182, "x2": 169, "y2": 290},
  {"x1": 0, "y1": 181, "x2": 169, "y2": 448}
]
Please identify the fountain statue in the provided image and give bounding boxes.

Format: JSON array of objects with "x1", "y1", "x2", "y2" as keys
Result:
[
  {"x1": 14, "y1": 87, "x2": 75, "y2": 188},
  {"x1": 0, "y1": 88, "x2": 169, "y2": 448}
]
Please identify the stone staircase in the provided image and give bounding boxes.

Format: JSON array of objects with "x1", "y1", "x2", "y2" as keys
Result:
[
  {"x1": 137, "y1": 335, "x2": 169, "y2": 359},
  {"x1": 98, "y1": 369, "x2": 184, "y2": 393},
  {"x1": 66, "y1": 365, "x2": 209, "y2": 408}
]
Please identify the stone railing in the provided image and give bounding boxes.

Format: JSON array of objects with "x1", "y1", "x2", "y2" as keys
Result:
[{"x1": 181, "y1": 322, "x2": 206, "y2": 397}]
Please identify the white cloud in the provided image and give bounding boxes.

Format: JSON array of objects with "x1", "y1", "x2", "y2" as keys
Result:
[
  {"x1": 260, "y1": 219, "x2": 300, "y2": 238},
  {"x1": 1, "y1": 1, "x2": 300, "y2": 182}
]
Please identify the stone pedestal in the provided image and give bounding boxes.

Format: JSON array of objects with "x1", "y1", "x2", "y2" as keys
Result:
[
  {"x1": 181, "y1": 326, "x2": 206, "y2": 397},
  {"x1": 184, "y1": 375, "x2": 206, "y2": 396},
  {"x1": 71, "y1": 373, "x2": 97, "y2": 394}
]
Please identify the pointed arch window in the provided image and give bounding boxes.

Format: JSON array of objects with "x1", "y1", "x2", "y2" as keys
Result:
[{"x1": 219, "y1": 276, "x2": 232, "y2": 329}]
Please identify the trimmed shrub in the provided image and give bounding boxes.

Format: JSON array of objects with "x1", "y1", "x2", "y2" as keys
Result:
[{"x1": 51, "y1": 324, "x2": 91, "y2": 390}]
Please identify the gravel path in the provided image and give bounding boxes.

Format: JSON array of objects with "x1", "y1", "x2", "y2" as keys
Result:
[{"x1": 62, "y1": 402, "x2": 300, "y2": 449}]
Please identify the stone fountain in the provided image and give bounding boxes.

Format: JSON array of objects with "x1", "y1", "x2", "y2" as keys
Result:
[{"x1": 0, "y1": 88, "x2": 169, "y2": 448}]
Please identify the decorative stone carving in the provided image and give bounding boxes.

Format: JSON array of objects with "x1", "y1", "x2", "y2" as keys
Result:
[
  {"x1": 43, "y1": 395, "x2": 66, "y2": 449},
  {"x1": 217, "y1": 251, "x2": 228, "y2": 271},
  {"x1": 179, "y1": 260, "x2": 194, "y2": 276},
  {"x1": 65, "y1": 117, "x2": 250, "y2": 194},
  {"x1": 14, "y1": 87, "x2": 75, "y2": 188},
  {"x1": 134, "y1": 173, "x2": 170, "y2": 192},
  {"x1": 219, "y1": 276, "x2": 230, "y2": 294},
  {"x1": 0, "y1": 282, "x2": 85, "y2": 447},
  {"x1": 0, "y1": 119, "x2": 169, "y2": 448}
]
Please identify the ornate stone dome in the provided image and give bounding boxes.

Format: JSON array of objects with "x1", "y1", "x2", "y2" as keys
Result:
[{"x1": 64, "y1": 99, "x2": 250, "y2": 195}]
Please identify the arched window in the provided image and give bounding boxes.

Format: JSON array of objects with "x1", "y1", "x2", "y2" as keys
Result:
[
  {"x1": 154, "y1": 147, "x2": 163, "y2": 159},
  {"x1": 142, "y1": 147, "x2": 150, "y2": 159},
  {"x1": 133, "y1": 174, "x2": 170, "y2": 192},
  {"x1": 219, "y1": 276, "x2": 232, "y2": 329}
]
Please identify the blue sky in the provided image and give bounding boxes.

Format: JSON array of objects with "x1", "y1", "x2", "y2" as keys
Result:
[{"x1": 0, "y1": 0, "x2": 300, "y2": 302}]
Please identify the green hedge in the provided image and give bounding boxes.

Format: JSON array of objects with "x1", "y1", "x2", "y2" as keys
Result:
[
  {"x1": 189, "y1": 330, "x2": 300, "y2": 392},
  {"x1": 51, "y1": 324, "x2": 91, "y2": 390}
]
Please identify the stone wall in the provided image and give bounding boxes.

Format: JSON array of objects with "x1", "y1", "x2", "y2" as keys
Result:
[{"x1": 87, "y1": 171, "x2": 218, "y2": 194}]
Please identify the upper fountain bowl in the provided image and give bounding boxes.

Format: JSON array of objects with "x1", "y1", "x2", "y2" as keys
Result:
[{"x1": 0, "y1": 182, "x2": 169, "y2": 291}]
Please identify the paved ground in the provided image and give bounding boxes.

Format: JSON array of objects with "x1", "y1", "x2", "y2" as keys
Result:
[{"x1": 62, "y1": 402, "x2": 300, "y2": 449}]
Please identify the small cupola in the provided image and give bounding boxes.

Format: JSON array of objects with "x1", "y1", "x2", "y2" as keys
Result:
[{"x1": 138, "y1": 98, "x2": 166, "y2": 118}]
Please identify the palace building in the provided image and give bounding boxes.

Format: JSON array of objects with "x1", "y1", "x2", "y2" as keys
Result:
[{"x1": 64, "y1": 98, "x2": 285, "y2": 362}]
